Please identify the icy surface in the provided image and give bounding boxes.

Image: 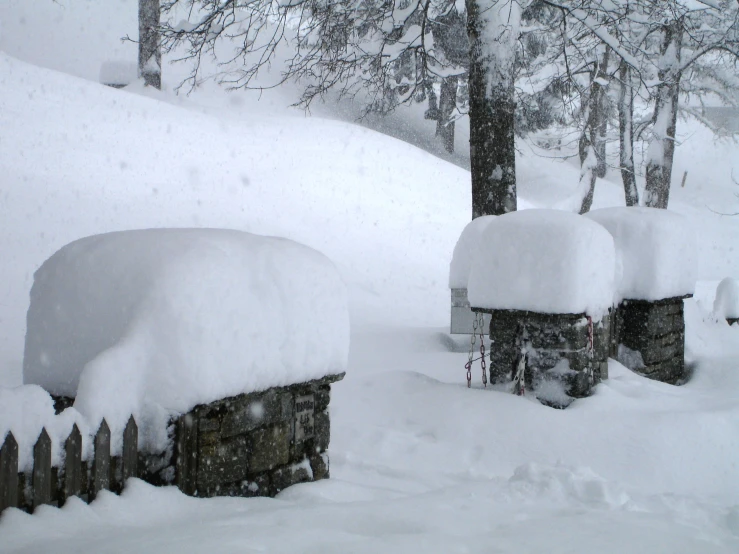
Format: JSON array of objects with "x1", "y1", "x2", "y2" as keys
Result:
[
  {"x1": 468, "y1": 210, "x2": 615, "y2": 318},
  {"x1": 448, "y1": 215, "x2": 496, "y2": 289},
  {"x1": 714, "y1": 277, "x2": 739, "y2": 319},
  {"x1": 586, "y1": 207, "x2": 697, "y2": 301},
  {"x1": 23, "y1": 229, "x2": 349, "y2": 447}
]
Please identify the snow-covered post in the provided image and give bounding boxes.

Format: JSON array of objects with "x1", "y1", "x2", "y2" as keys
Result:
[
  {"x1": 644, "y1": 20, "x2": 683, "y2": 209},
  {"x1": 466, "y1": 0, "x2": 529, "y2": 218},
  {"x1": 139, "y1": 0, "x2": 161, "y2": 89},
  {"x1": 468, "y1": 210, "x2": 616, "y2": 406}
]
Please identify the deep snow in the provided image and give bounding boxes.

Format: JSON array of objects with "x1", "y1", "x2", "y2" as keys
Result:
[
  {"x1": 20, "y1": 228, "x2": 348, "y2": 457},
  {"x1": 1, "y1": 4, "x2": 739, "y2": 549}
]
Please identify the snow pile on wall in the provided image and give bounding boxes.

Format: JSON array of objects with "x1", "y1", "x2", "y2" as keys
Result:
[
  {"x1": 0, "y1": 385, "x2": 92, "y2": 471},
  {"x1": 586, "y1": 207, "x2": 697, "y2": 302},
  {"x1": 448, "y1": 215, "x2": 496, "y2": 289},
  {"x1": 22, "y1": 229, "x2": 349, "y2": 449},
  {"x1": 714, "y1": 277, "x2": 739, "y2": 319},
  {"x1": 467, "y1": 210, "x2": 615, "y2": 319}
]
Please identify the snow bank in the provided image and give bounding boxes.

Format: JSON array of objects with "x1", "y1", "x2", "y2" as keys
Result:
[
  {"x1": 714, "y1": 277, "x2": 739, "y2": 319},
  {"x1": 467, "y1": 210, "x2": 615, "y2": 318},
  {"x1": 23, "y1": 229, "x2": 349, "y2": 449},
  {"x1": 448, "y1": 216, "x2": 496, "y2": 289},
  {"x1": 586, "y1": 207, "x2": 697, "y2": 302}
]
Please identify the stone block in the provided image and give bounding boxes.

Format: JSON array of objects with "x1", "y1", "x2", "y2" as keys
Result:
[
  {"x1": 271, "y1": 462, "x2": 312, "y2": 494},
  {"x1": 197, "y1": 435, "x2": 249, "y2": 489},
  {"x1": 248, "y1": 423, "x2": 291, "y2": 473},
  {"x1": 315, "y1": 387, "x2": 331, "y2": 413},
  {"x1": 221, "y1": 391, "x2": 290, "y2": 438},
  {"x1": 313, "y1": 410, "x2": 330, "y2": 453},
  {"x1": 309, "y1": 452, "x2": 329, "y2": 481}
]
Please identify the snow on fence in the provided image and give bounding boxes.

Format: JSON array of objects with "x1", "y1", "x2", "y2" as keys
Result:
[{"x1": 0, "y1": 416, "x2": 138, "y2": 514}]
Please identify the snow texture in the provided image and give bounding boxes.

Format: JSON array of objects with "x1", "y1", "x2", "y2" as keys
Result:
[
  {"x1": 467, "y1": 210, "x2": 615, "y2": 318},
  {"x1": 448, "y1": 215, "x2": 496, "y2": 289},
  {"x1": 586, "y1": 207, "x2": 697, "y2": 302},
  {"x1": 23, "y1": 229, "x2": 349, "y2": 449},
  {"x1": 0, "y1": 385, "x2": 91, "y2": 472},
  {"x1": 714, "y1": 277, "x2": 739, "y2": 319},
  {"x1": 99, "y1": 61, "x2": 137, "y2": 85}
]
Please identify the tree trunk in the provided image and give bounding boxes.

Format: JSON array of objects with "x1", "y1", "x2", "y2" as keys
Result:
[
  {"x1": 578, "y1": 46, "x2": 610, "y2": 214},
  {"x1": 436, "y1": 75, "x2": 458, "y2": 154},
  {"x1": 466, "y1": 0, "x2": 522, "y2": 218},
  {"x1": 618, "y1": 59, "x2": 639, "y2": 206},
  {"x1": 139, "y1": 0, "x2": 162, "y2": 89},
  {"x1": 644, "y1": 21, "x2": 683, "y2": 209}
]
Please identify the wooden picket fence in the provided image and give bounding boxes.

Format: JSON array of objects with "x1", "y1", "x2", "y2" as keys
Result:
[{"x1": 0, "y1": 416, "x2": 138, "y2": 513}]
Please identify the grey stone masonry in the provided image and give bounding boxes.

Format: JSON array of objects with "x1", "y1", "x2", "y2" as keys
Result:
[
  {"x1": 612, "y1": 296, "x2": 690, "y2": 384},
  {"x1": 174, "y1": 373, "x2": 344, "y2": 498},
  {"x1": 472, "y1": 308, "x2": 609, "y2": 406}
]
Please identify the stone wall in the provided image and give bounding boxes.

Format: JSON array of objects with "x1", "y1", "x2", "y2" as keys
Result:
[
  {"x1": 612, "y1": 296, "x2": 688, "y2": 384},
  {"x1": 173, "y1": 373, "x2": 343, "y2": 498},
  {"x1": 474, "y1": 308, "x2": 609, "y2": 406}
]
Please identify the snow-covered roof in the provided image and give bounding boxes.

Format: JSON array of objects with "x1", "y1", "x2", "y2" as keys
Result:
[
  {"x1": 448, "y1": 215, "x2": 496, "y2": 289},
  {"x1": 23, "y1": 229, "x2": 349, "y2": 444},
  {"x1": 467, "y1": 209, "x2": 615, "y2": 318},
  {"x1": 586, "y1": 207, "x2": 697, "y2": 302}
]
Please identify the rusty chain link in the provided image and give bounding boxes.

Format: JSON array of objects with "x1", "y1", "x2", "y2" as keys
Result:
[
  {"x1": 465, "y1": 312, "x2": 478, "y2": 388},
  {"x1": 478, "y1": 313, "x2": 487, "y2": 387}
]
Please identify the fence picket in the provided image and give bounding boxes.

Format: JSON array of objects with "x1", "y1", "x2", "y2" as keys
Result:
[
  {"x1": 61, "y1": 424, "x2": 82, "y2": 505},
  {"x1": 32, "y1": 428, "x2": 52, "y2": 511},
  {"x1": 90, "y1": 419, "x2": 111, "y2": 501},
  {"x1": 0, "y1": 432, "x2": 19, "y2": 512},
  {"x1": 122, "y1": 416, "x2": 138, "y2": 483}
]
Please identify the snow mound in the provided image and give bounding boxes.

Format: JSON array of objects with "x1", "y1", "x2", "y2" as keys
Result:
[
  {"x1": 0, "y1": 385, "x2": 91, "y2": 472},
  {"x1": 586, "y1": 207, "x2": 697, "y2": 302},
  {"x1": 23, "y1": 229, "x2": 349, "y2": 447},
  {"x1": 467, "y1": 210, "x2": 615, "y2": 318},
  {"x1": 509, "y1": 462, "x2": 631, "y2": 508},
  {"x1": 714, "y1": 277, "x2": 739, "y2": 319},
  {"x1": 448, "y1": 215, "x2": 496, "y2": 289}
]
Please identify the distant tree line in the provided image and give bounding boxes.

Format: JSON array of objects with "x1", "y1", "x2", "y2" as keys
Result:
[{"x1": 150, "y1": 0, "x2": 739, "y2": 216}]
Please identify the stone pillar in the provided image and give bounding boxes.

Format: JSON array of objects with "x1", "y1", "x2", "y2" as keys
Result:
[
  {"x1": 476, "y1": 308, "x2": 610, "y2": 407},
  {"x1": 612, "y1": 296, "x2": 690, "y2": 384}
]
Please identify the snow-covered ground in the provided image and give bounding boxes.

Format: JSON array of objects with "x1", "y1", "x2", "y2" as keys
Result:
[{"x1": 2, "y1": 2, "x2": 739, "y2": 550}]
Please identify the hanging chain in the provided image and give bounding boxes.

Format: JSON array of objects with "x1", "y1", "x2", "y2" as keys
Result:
[
  {"x1": 478, "y1": 312, "x2": 487, "y2": 387},
  {"x1": 465, "y1": 312, "x2": 478, "y2": 388},
  {"x1": 512, "y1": 324, "x2": 526, "y2": 396},
  {"x1": 586, "y1": 315, "x2": 595, "y2": 384}
]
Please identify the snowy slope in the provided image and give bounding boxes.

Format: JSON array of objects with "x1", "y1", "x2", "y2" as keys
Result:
[
  {"x1": 0, "y1": 52, "x2": 472, "y2": 383},
  {"x1": 1, "y1": 47, "x2": 739, "y2": 553}
]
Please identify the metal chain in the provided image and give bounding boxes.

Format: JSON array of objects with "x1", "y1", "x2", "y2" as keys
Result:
[
  {"x1": 465, "y1": 313, "x2": 478, "y2": 388},
  {"x1": 512, "y1": 324, "x2": 526, "y2": 396},
  {"x1": 586, "y1": 316, "x2": 595, "y2": 384},
  {"x1": 478, "y1": 313, "x2": 487, "y2": 387}
]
